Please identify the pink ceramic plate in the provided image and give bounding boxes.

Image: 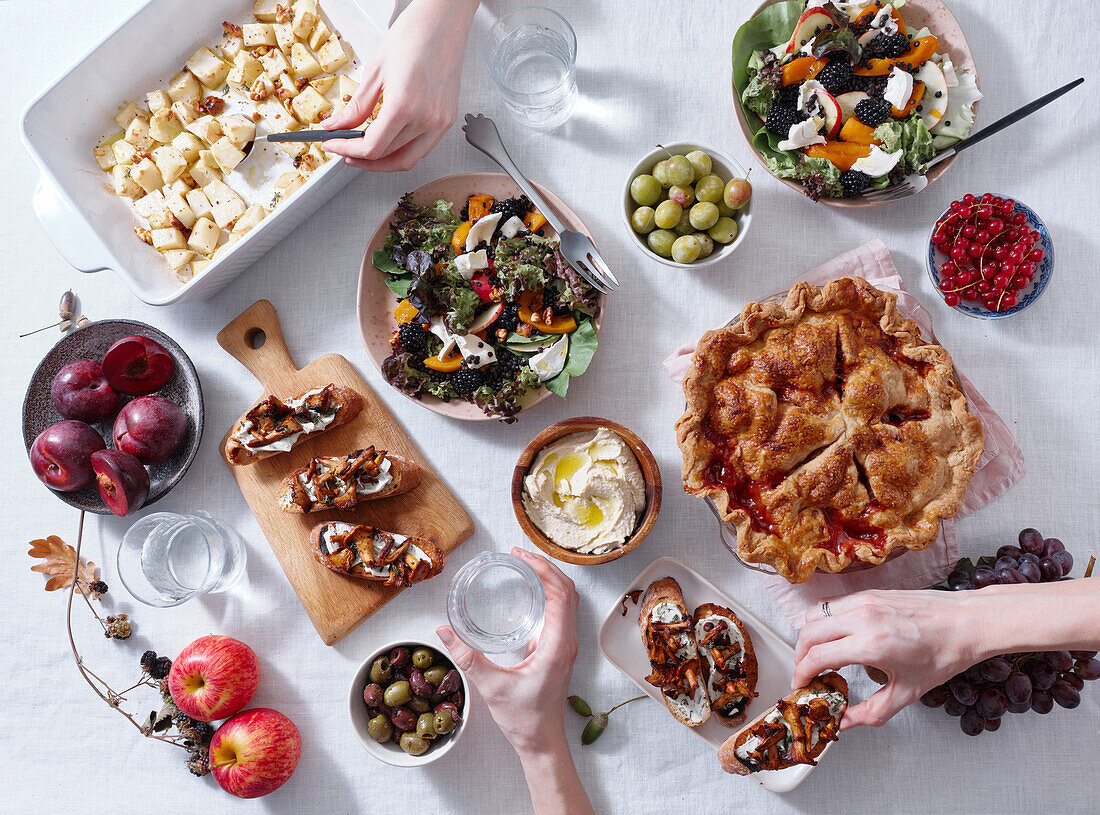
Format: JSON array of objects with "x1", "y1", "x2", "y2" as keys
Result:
[
  {"x1": 356, "y1": 172, "x2": 605, "y2": 421},
  {"x1": 732, "y1": 0, "x2": 981, "y2": 208}
]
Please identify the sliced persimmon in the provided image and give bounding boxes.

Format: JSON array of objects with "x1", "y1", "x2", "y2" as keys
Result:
[
  {"x1": 518, "y1": 290, "x2": 577, "y2": 334},
  {"x1": 803, "y1": 141, "x2": 873, "y2": 172},
  {"x1": 853, "y1": 4, "x2": 906, "y2": 36},
  {"x1": 424, "y1": 347, "x2": 463, "y2": 373},
  {"x1": 892, "y1": 80, "x2": 926, "y2": 117},
  {"x1": 451, "y1": 221, "x2": 472, "y2": 255},
  {"x1": 394, "y1": 299, "x2": 419, "y2": 324},
  {"x1": 782, "y1": 55, "x2": 826, "y2": 86},
  {"x1": 838, "y1": 118, "x2": 880, "y2": 145}
]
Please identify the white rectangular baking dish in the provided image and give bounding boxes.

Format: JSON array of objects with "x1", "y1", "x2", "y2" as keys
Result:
[
  {"x1": 21, "y1": 0, "x2": 395, "y2": 306},
  {"x1": 598, "y1": 556, "x2": 838, "y2": 793}
]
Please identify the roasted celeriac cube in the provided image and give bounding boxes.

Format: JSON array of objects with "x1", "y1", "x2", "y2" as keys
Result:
[
  {"x1": 162, "y1": 248, "x2": 195, "y2": 271},
  {"x1": 147, "y1": 90, "x2": 172, "y2": 113},
  {"x1": 186, "y1": 47, "x2": 230, "y2": 89},
  {"x1": 334, "y1": 75, "x2": 358, "y2": 113},
  {"x1": 170, "y1": 131, "x2": 205, "y2": 163},
  {"x1": 249, "y1": 73, "x2": 276, "y2": 102},
  {"x1": 152, "y1": 226, "x2": 188, "y2": 251},
  {"x1": 310, "y1": 75, "x2": 335, "y2": 95},
  {"x1": 220, "y1": 32, "x2": 244, "y2": 61},
  {"x1": 316, "y1": 36, "x2": 348, "y2": 73},
  {"x1": 93, "y1": 136, "x2": 120, "y2": 170},
  {"x1": 188, "y1": 161, "x2": 221, "y2": 188},
  {"x1": 252, "y1": 0, "x2": 279, "y2": 22},
  {"x1": 149, "y1": 109, "x2": 183, "y2": 143},
  {"x1": 164, "y1": 190, "x2": 197, "y2": 229},
  {"x1": 151, "y1": 144, "x2": 188, "y2": 184},
  {"x1": 232, "y1": 204, "x2": 267, "y2": 234},
  {"x1": 125, "y1": 115, "x2": 154, "y2": 152},
  {"x1": 165, "y1": 176, "x2": 193, "y2": 198},
  {"x1": 204, "y1": 179, "x2": 247, "y2": 228},
  {"x1": 112, "y1": 165, "x2": 144, "y2": 198},
  {"x1": 198, "y1": 149, "x2": 221, "y2": 172},
  {"x1": 274, "y1": 22, "x2": 296, "y2": 53},
  {"x1": 258, "y1": 47, "x2": 290, "y2": 79},
  {"x1": 292, "y1": 0, "x2": 318, "y2": 39},
  {"x1": 111, "y1": 138, "x2": 140, "y2": 166},
  {"x1": 187, "y1": 216, "x2": 221, "y2": 255},
  {"x1": 114, "y1": 102, "x2": 145, "y2": 129},
  {"x1": 219, "y1": 114, "x2": 256, "y2": 148},
  {"x1": 190, "y1": 258, "x2": 210, "y2": 276},
  {"x1": 131, "y1": 158, "x2": 164, "y2": 193},
  {"x1": 171, "y1": 100, "x2": 197, "y2": 127},
  {"x1": 291, "y1": 86, "x2": 331, "y2": 123},
  {"x1": 168, "y1": 70, "x2": 202, "y2": 104},
  {"x1": 185, "y1": 115, "x2": 223, "y2": 144},
  {"x1": 133, "y1": 189, "x2": 167, "y2": 220},
  {"x1": 290, "y1": 42, "x2": 322, "y2": 79},
  {"x1": 257, "y1": 98, "x2": 300, "y2": 132},
  {"x1": 242, "y1": 23, "x2": 277, "y2": 47},
  {"x1": 308, "y1": 20, "x2": 330, "y2": 52},
  {"x1": 297, "y1": 143, "x2": 324, "y2": 172},
  {"x1": 275, "y1": 170, "x2": 306, "y2": 197},
  {"x1": 276, "y1": 72, "x2": 301, "y2": 99},
  {"x1": 233, "y1": 50, "x2": 264, "y2": 85},
  {"x1": 185, "y1": 188, "x2": 213, "y2": 219},
  {"x1": 209, "y1": 137, "x2": 247, "y2": 173}
]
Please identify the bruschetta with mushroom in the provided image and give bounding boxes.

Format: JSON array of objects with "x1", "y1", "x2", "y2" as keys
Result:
[
  {"x1": 693, "y1": 603, "x2": 759, "y2": 727},
  {"x1": 224, "y1": 384, "x2": 362, "y2": 465},
  {"x1": 277, "y1": 447, "x2": 421, "y2": 512},
  {"x1": 718, "y1": 672, "x2": 848, "y2": 775},
  {"x1": 639, "y1": 577, "x2": 710, "y2": 727},
  {"x1": 310, "y1": 522, "x2": 443, "y2": 588}
]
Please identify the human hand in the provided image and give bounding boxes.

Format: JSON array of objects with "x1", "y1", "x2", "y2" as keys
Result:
[
  {"x1": 437, "y1": 547, "x2": 580, "y2": 756},
  {"x1": 321, "y1": 0, "x2": 479, "y2": 172},
  {"x1": 792, "y1": 589, "x2": 983, "y2": 729}
]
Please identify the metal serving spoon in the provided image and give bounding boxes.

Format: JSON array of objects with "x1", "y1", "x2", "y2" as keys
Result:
[{"x1": 240, "y1": 128, "x2": 365, "y2": 158}]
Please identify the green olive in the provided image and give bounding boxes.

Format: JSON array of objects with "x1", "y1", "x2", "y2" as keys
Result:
[
  {"x1": 367, "y1": 714, "x2": 393, "y2": 743},
  {"x1": 409, "y1": 697, "x2": 431, "y2": 714},
  {"x1": 411, "y1": 647, "x2": 435, "y2": 670},
  {"x1": 399, "y1": 732, "x2": 430, "y2": 756},
  {"x1": 416, "y1": 712, "x2": 438, "y2": 740},
  {"x1": 424, "y1": 666, "x2": 449, "y2": 687},
  {"x1": 434, "y1": 709, "x2": 456, "y2": 734},
  {"x1": 383, "y1": 680, "x2": 412, "y2": 707},
  {"x1": 369, "y1": 657, "x2": 392, "y2": 685}
]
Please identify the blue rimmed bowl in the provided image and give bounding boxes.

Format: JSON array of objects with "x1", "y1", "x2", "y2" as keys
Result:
[{"x1": 926, "y1": 196, "x2": 1054, "y2": 319}]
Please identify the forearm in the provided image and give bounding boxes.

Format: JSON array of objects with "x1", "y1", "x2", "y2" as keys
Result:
[
  {"x1": 517, "y1": 736, "x2": 594, "y2": 815},
  {"x1": 402, "y1": 0, "x2": 480, "y2": 34},
  {"x1": 972, "y1": 578, "x2": 1100, "y2": 660}
]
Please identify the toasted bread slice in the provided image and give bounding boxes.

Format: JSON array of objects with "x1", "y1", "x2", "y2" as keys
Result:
[
  {"x1": 310, "y1": 522, "x2": 443, "y2": 587},
  {"x1": 692, "y1": 603, "x2": 759, "y2": 728},
  {"x1": 225, "y1": 384, "x2": 362, "y2": 466},
  {"x1": 277, "y1": 448, "x2": 421, "y2": 513},
  {"x1": 639, "y1": 577, "x2": 711, "y2": 728},
  {"x1": 718, "y1": 672, "x2": 849, "y2": 776}
]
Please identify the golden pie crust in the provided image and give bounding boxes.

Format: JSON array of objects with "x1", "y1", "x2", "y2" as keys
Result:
[{"x1": 675, "y1": 277, "x2": 983, "y2": 583}]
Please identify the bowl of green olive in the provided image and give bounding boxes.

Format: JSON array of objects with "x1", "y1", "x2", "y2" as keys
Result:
[
  {"x1": 349, "y1": 639, "x2": 469, "y2": 766},
  {"x1": 623, "y1": 142, "x2": 753, "y2": 268}
]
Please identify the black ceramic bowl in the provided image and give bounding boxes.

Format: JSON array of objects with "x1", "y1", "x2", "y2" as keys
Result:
[{"x1": 22, "y1": 320, "x2": 204, "y2": 514}]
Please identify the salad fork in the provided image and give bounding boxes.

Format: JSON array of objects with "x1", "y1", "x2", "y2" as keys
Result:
[
  {"x1": 863, "y1": 77, "x2": 1084, "y2": 203},
  {"x1": 462, "y1": 114, "x2": 619, "y2": 295}
]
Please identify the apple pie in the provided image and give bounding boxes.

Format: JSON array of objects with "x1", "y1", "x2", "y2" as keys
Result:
[{"x1": 676, "y1": 277, "x2": 983, "y2": 583}]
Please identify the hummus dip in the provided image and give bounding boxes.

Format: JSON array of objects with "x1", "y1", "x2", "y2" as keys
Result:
[{"x1": 522, "y1": 428, "x2": 645, "y2": 554}]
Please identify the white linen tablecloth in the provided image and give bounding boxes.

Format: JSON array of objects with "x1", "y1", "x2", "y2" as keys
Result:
[{"x1": 1, "y1": 1, "x2": 1097, "y2": 813}]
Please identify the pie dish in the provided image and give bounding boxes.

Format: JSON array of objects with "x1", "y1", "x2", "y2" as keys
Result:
[{"x1": 676, "y1": 276, "x2": 983, "y2": 583}]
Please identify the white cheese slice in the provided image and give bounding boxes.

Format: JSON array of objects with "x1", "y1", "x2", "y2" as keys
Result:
[
  {"x1": 428, "y1": 318, "x2": 458, "y2": 358},
  {"x1": 454, "y1": 249, "x2": 489, "y2": 280},
  {"x1": 938, "y1": 55, "x2": 960, "y2": 88},
  {"x1": 500, "y1": 215, "x2": 527, "y2": 239},
  {"x1": 528, "y1": 334, "x2": 568, "y2": 381},
  {"x1": 454, "y1": 334, "x2": 497, "y2": 369},
  {"x1": 465, "y1": 212, "x2": 502, "y2": 251},
  {"x1": 778, "y1": 116, "x2": 826, "y2": 151},
  {"x1": 884, "y1": 66, "x2": 914, "y2": 110},
  {"x1": 797, "y1": 80, "x2": 827, "y2": 113},
  {"x1": 851, "y1": 145, "x2": 904, "y2": 177}
]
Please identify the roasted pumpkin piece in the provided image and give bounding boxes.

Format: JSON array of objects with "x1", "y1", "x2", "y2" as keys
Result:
[
  {"x1": 838, "y1": 117, "x2": 880, "y2": 145},
  {"x1": 466, "y1": 194, "x2": 495, "y2": 220},
  {"x1": 451, "y1": 220, "x2": 472, "y2": 255},
  {"x1": 781, "y1": 55, "x2": 826, "y2": 86},
  {"x1": 891, "y1": 80, "x2": 925, "y2": 117},
  {"x1": 523, "y1": 211, "x2": 548, "y2": 233},
  {"x1": 517, "y1": 289, "x2": 577, "y2": 334},
  {"x1": 853, "y1": 3, "x2": 906, "y2": 36},
  {"x1": 423, "y1": 347, "x2": 463, "y2": 372},
  {"x1": 394, "y1": 299, "x2": 419, "y2": 324},
  {"x1": 802, "y1": 141, "x2": 872, "y2": 172}
]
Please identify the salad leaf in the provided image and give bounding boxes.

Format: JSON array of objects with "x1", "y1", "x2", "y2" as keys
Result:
[
  {"x1": 432, "y1": 199, "x2": 460, "y2": 225},
  {"x1": 435, "y1": 264, "x2": 481, "y2": 333},
  {"x1": 472, "y1": 363, "x2": 540, "y2": 420},
  {"x1": 742, "y1": 51, "x2": 781, "y2": 118},
  {"x1": 761, "y1": 150, "x2": 843, "y2": 200},
  {"x1": 494, "y1": 235, "x2": 553, "y2": 300},
  {"x1": 932, "y1": 68, "x2": 981, "y2": 149},
  {"x1": 810, "y1": 28, "x2": 859, "y2": 61},
  {"x1": 373, "y1": 249, "x2": 412, "y2": 296},
  {"x1": 732, "y1": 1, "x2": 802, "y2": 97},
  {"x1": 544, "y1": 318, "x2": 598, "y2": 398},
  {"x1": 874, "y1": 114, "x2": 934, "y2": 173},
  {"x1": 389, "y1": 195, "x2": 458, "y2": 261}
]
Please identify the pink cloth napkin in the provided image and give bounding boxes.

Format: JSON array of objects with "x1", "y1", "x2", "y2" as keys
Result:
[{"x1": 663, "y1": 239, "x2": 1025, "y2": 628}]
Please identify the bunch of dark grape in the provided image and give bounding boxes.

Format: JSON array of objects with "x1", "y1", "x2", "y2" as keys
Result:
[{"x1": 920, "y1": 528, "x2": 1098, "y2": 735}]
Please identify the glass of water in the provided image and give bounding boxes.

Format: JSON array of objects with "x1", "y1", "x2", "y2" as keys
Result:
[
  {"x1": 485, "y1": 6, "x2": 578, "y2": 130},
  {"x1": 116, "y1": 511, "x2": 246, "y2": 607},
  {"x1": 447, "y1": 551, "x2": 545, "y2": 654}
]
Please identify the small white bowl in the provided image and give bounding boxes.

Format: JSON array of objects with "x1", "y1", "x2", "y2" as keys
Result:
[
  {"x1": 622, "y1": 142, "x2": 753, "y2": 269},
  {"x1": 348, "y1": 638, "x2": 471, "y2": 767}
]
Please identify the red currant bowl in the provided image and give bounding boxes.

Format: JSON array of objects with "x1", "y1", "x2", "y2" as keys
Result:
[{"x1": 927, "y1": 194, "x2": 1054, "y2": 319}]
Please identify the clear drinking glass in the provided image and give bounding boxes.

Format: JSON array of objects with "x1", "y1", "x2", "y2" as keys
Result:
[
  {"x1": 485, "y1": 6, "x2": 578, "y2": 130},
  {"x1": 117, "y1": 511, "x2": 246, "y2": 607},
  {"x1": 447, "y1": 551, "x2": 545, "y2": 654}
]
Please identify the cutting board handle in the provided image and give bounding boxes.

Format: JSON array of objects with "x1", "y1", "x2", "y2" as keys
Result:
[{"x1": 217, "y1": 299, "x2": 299, "y2": 388}]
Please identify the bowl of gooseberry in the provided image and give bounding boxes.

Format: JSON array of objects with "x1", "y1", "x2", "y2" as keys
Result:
[
  {"x1": 623, "y1": 142, "x2": 753, "y2": 268},
  {"x1": 928, "y1": 193, "x2": 1053, "y2": 318}
]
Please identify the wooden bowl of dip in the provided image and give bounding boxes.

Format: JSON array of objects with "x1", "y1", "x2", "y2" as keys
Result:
[{"x1": 511, "y1": 417, "x2": 662, "y2": 566}]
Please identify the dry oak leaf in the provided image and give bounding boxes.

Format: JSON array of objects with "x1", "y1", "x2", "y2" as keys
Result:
[{"x1": 29, "y1": 536, "x2": 99, "y2": 594}]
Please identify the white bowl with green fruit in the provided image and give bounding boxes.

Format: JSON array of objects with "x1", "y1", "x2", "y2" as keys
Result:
[{"x1": 623, "y1": 143, "x2": 753, "y2": 268}]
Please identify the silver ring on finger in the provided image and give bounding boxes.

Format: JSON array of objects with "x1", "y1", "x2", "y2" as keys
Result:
[{"x1": 821, "y1": 601, "x2": 832, "y2": 618}]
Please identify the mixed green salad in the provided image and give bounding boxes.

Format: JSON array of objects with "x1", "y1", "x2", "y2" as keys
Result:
[
  {"x1": 375, "y1": 193, "x2": 600, "y2": 420},
  {"x1": 732, "y1": 0, "x2": 981, "y2": 199}
]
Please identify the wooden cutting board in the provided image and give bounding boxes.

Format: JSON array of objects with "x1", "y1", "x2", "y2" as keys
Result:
[{"x1": 217, "y1": 300, "x2": 474, "y2": 645}]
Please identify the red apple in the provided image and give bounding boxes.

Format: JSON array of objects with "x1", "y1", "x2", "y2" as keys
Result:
[
  {"x1": 209, "y1": 708, "x2": 302, "y2": 799},
  {"x1": 168, "y1": 635, "x2": 259, "y2": 722},
  {"x1": 101, "y1": 334, "x2": 175, "y2": 395},
  {"x1": 50, "y1": 359, "x2": 121, "y2": 422},
  {"x1": 113, "y1": 395, "x2": 187, "y2": 464},
  {"x1": 30, "y1": 420, "x2": 106, "y2": 491}
]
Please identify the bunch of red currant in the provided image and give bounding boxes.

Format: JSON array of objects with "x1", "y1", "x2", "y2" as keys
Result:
[{"x1": 931, "y1": 193, "x2": 1045, "y2": 312}]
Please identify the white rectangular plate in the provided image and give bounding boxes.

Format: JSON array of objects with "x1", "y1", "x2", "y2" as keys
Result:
[{"x1": 597, "y1": 556, "x2": 833, "y2": 793}]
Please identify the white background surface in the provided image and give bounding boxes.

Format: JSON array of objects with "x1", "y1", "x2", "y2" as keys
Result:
[{"x1": 2, "y1": 1, "x2": 1098, "y2": 813}]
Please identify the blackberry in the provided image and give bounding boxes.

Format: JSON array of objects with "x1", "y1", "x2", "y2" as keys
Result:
[
  {"x1": 764, "y1": 104, "x2": 803, "y2": 138},
  {"x1": 854, "y1": 97, "x2": 891, "y2": 127},
  {"x1": 149, "y1": 656, "x2": 172, "y2": 680},
  {"x1": 815, "y1": 59, "x2": 852, "y2": 95},
  {"x1": 862, "y1": 31, "x2": 910, "y2": 60},
  {"x1": 777, "y1": 83, "x2": 801, "y2": 108},
  {"x1": 397, "y1": 322, "x2": 428, "y2": 355},
  {"x1": 140, "y1": 650, "x2": 158, "y2": 672},
  {"x1": 840, "y1": 171, "x2": 871, "y2": 198},
  {"x1": 451, "y1": 367, "x2": 484, "y2": 396},
  {"x1": 482, "y1": 350, "x2": 522, "y2": 389},
  {"x1": 851, "y1": 74, "x2": 888, "y2": 97},
  {"x1": 489, "y1": 196, "x2": 532, "y2": 224},
  {"x1": 495, "y1": 303, "x2": 520, "y2": 332}
]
